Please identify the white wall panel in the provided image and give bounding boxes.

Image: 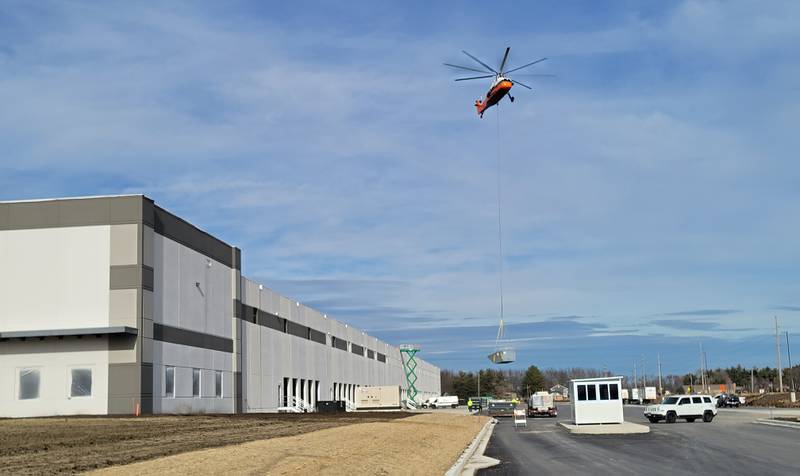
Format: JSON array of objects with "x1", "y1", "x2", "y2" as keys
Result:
[
  {"x1": 0, "y1": 226, "x2": 111, "y2": 332},
  {"x1": 0, "y1": 338, "x2": 109, "y2": 417}
]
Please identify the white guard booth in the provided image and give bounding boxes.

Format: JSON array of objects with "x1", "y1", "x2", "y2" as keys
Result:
[{"x1": 570, "y1": 376, "x2": 624, "y2": 425}]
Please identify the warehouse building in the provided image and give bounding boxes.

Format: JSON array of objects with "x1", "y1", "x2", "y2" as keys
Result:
[{"x1": 0, "y1": 195, "x2": 440, "y2": 418}]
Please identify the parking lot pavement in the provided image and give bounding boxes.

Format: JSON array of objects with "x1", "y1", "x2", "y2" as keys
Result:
[{"x1": 477, "y1": 404, "x2": 799, "y2": 476}]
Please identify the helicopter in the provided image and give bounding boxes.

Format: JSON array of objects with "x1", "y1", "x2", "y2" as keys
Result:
[{"x1": 444, "y1": 47, "x2": 548, "y2": 118}]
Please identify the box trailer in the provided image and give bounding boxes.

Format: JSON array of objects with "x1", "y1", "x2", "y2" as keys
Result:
[
  {"x1": 527, "y1": 392, "x2": 557, "y2": 417},
  {"x1": 643, "y1": 386, "x2": 657, "y2": 403},
  {"x1": 621, "y1": 388, "x2": 630, "y2": 404},
  {"x1": 355, "y1": 386, "x2": 401, "y2": 410},
  {"x1": 631, "y1": 387, "x2": 657, "y2": 404}
]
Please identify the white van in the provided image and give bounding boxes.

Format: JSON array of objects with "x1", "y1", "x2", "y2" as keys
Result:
[{"x1": 427, "y1": 395, "x2": 459, "y2": 409}]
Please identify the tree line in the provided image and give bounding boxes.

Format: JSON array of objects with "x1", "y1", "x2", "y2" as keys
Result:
[
  {"x1": 441, "y1": 364, "x2": 800, "y2": 400},
  {"x1": 440, "y1": 366, "x2": 609, "y2": 401}
]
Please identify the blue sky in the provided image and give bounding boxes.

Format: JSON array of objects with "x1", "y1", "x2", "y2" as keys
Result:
[{"x1": 1, "y1": 1, "x2": 799, "y2": 376}]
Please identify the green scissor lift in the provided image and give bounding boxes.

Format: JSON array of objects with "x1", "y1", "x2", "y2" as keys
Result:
[{"x1": 400, "y1": 344, "x2": 421, "y2": 406}]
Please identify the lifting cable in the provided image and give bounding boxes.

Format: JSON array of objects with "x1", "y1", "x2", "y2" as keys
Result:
[{"x1": 494, "y1": 103, "x2": 506, "y2": 350}]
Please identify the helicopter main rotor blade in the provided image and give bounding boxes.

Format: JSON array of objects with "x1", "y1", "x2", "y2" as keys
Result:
[
  {"x1": 504, "y1": 57, "x2": 547, "y2": 75},
  {"x1": 513, "y1": 73, "x2": 557, "y2": 78},
  {"x1": 499, "y1": 47, "x2": 511, "y2": 74},
  {"x1": 461, "y1": 50, "x2": 498, "y2": 74},
  {"x1": 443, "y1": 63, "x2": 491, "y2": 74},
  {"x1": 454, "y1": 74, "x2": 496, "y2": 81},
  {"x1": 509, "y1": 78, "x2": 532, "y2": 89}
]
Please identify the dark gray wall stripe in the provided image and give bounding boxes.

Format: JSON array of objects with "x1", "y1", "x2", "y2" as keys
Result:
[
  {"x1": 151, "y1": 204, "x2": 238, "y2": 269},
  {"x1": 152, "y1": 323, "x2": 233, "y2": 353},
  {"x1": 142, "y1": 265, "x2": 154, "y2": 291},
  {"x1": 236, "y1": 300, "x2": 332, "y2": 346},
  {"x1": 140, "y1": 362, "x2": 153, "y2": 397},
  {"x1": 234, "y1": 371, "x2": 243, "y2": 414}
]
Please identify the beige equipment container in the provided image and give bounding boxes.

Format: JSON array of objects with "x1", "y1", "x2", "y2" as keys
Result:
[{"x1": 356, "y1": 385, "x2": 402, "y2": 410}]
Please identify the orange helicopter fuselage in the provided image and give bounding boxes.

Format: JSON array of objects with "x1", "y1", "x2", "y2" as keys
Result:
[{"x1": 475, "y1": 78, "x2": 513, "y2": 117}]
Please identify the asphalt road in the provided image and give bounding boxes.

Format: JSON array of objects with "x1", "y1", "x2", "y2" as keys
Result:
[{"x1": 477, "y1": 404, "x2": 799, "y2": 476}]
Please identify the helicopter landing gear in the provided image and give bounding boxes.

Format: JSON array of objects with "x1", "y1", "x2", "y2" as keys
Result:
[{"x1": 509, "y1": 95, "x2": 515, "y2": 102}]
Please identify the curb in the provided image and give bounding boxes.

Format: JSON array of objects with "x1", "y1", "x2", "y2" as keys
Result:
[
  {"x1": 753, "y1": 418, "x2": 800, "y2": 430},
  {"x1": 445, "y1": 418, "x2": 499, "y2": 476},
  {"x1": 557, "y1": 421, "x2": 650, "y2": 435}
]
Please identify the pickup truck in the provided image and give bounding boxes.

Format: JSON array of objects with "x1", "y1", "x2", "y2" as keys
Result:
[
  {"x1": 487, "y1": 400, "x2": 516, "y2": 417},
  {"x1": 644, "y1": 395, "x2": 717, "y2": 423}
]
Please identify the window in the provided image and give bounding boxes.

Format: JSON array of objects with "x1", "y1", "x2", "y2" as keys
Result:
[
  {"x1": 679, "y1": 398, "x2": 690, "y2": 405},
  {"x1": 70, "y1": 368, "x2": 92, "y2": 397},
  {"x1": 610, "y1": 384, "x2": 619, "y2": 400},
  {"x1": 286, "y1": 320, "x2": 309, "y2": 339},
  {"x1": 331, "y1": 336, "x2": 347, "y2": 351},
  {"x1": 577, "y1": 384, "x2": 587, "y2": 401},
  {"x1": 587, "y1": 384, "x2": 597, "y2": 400},
  {"x1": 377, "y1": 352, "x2": 386, "y2": 363},
  {"x1": 309, "y1": 328, "x2": 326, "y2": 345},
  {"x1": 19, "y1": 368, "x2": 40, "y2": 400},
  {"x1": 692, "y1": 397, "x2": 702, "y2": 404},
  {"x1": 215, "y1": 371, "x2": 223, "y2": 398},
  {"x1": 351, "y1": 343, "x2": 364, "y2": 356},
  {"x1": 703, "y1": 396, "x2": 712, "y2": 403},
  {"x1": 367, "y1": 349, "x2": 375, "y2": 359},
  {"x1": 599, "y1": 384, "x2": 609, "y2": 400},
  {"x1": 193, "y1": 369, "x2": 201, "y2": 397},
  {"x1": 165, "y1": 366, "x2": 175, "y2": 398}
]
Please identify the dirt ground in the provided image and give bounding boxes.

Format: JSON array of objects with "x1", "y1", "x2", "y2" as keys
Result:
[
  {"x1": 91, "y1": 413, "x2": 489, "y2": 476},
  {"x1": 0, "y1": 412, "x2": 411, "y2": 475}
]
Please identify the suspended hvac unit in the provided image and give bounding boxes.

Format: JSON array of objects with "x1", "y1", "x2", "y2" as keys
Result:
[
  {"x1": 488, "y1": 348, "x2": 516, "y2": 364},
  {"x1": 488, "y1": 319, "x2": 515, "y2": 364}
]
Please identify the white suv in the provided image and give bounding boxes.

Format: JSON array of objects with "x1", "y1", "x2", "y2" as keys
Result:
[{"x1": 644, "y1": 395, "x2": 717, "y2": 423}]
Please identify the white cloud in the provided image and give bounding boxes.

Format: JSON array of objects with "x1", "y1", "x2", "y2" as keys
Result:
[{"x1": 1, "y1": 0, "x2": 799, "y2": 358}]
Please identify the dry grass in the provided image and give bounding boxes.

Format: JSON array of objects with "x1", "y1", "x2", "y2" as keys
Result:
[
  {"x1": 0, "y1": 412, "x2": 411, "y2": 475},
  {"x1": 90, "y1": 413, "x2": 489, "y2": 476}
]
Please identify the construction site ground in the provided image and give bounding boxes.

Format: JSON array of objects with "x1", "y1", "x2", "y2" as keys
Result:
[{"x1": 1, "y1": 411, "x2": 487, "y2": 475}]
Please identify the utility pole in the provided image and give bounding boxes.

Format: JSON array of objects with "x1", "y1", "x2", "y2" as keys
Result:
[
  {"x1": 641, "y1": 355, "x2": 646, "y2": 388},
  {"x1": 703, "y1": 351, "x2": 709, "y2": 393},
  {"x1": 775, "y1": 317, "x2": 783, "y2": 392},
  {"x1": 633, "y1": 362, "x2": 638, "y2": 391},
  {"x1": 788, "y1": 332, "x2": 795, "y2": 392},
  {"x1": 751, "y1": 367, "x2": 755, "y2": 393},
  {"x1": 699, "y1": 342, "x2": 706, "y2": 393},
  {"x1": 658, "y1": 353, "x2": 664, "y2": 396}
]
